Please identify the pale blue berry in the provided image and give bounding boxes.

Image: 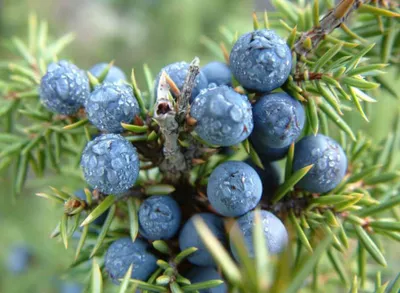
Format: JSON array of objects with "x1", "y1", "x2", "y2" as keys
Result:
[
  {"x1": 190, "y1": 85, "x2": 253, "y2": 146},
  {"x1": 80, "y1": 134, "x2": 140, "y2": 195},
  {"x1": 89, "y1": 63, "x2": 127, "y2": 83},
  {"x1": 39, "y1": 60, "x2": 89, "y2": 115},
  {"x1": 185, "y1": 267, "x2": 227, "y2": 293},
  {"x1": 230, "y1": 210, "x2": 288, "y2": 261},
  {"x1": 251, "y1": 92, "x2": 305, "y2": 148},
  {"x1": 207, "y1": 161, "x2": 262, "y2": 217},
  {"x1": 179, "y1": 213, "x2": 226, "y2": 267},
  {"x1": 139, "y1": 195, "x2": 181, "y2": 241},
  {"x1": 154, "y1": 61, "x2": 208, "y2": 102},
  {"x1": 293, "y1": 134, "x2": 347, "y2": 193},
  {"x1": 104, "y1": 238, "x2": 157, "y2": 284},
  {"x1": 202, "y1": 61, "x2": 232, "y2": 86},
  {"x1": 230, "y1": 29, "x2": 292, "y2": 92},
  {"x1": 85, "y1": 83, "x2": 140, "y2": 133}
]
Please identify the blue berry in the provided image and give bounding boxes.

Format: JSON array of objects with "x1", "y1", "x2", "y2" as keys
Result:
[
  {"x1": 230, "y1": 29, "x2": 292, "y2": 92},
  {"x1": 230, "y1": 210, "x2": 288, "y2": 261},
  {"x1": 80, "y1": 134, "x2": 140, "y2": 195},
  {"x1": 202, "y1": 61, "x2": 232, "y2": 86},
  {"x1": 179, "y1": 213, "x2": 226, "y2": 267},
  {"x1": 251, "y1": 93, "x2": 305, "y2": 148},
  {"x1": 185, "y1": 267, "x2": 227, "y2": 293},
  {"x1": 74, "y1": 189, "x2": 108, "y2": 227},
  {"x1": 7, "y1": 245, "x2": 31, "y2": 274},
  {"x1": 89, "y1": 63, "x2": 127, "y2": 83},
  {"x1": 207, "y1": 161, "x2": 262, "y2": 217},
  {"x1": 245, "y1": 160, "x2": 281, "y2": 199},
  {"x1": 292, "y1": 134, "x2": 347, "y2": 193},
  {"x1": 250, "y1": 136, "x2": 289, "y2": 162},
  {"x1": 154, "y1": 61, "x2": 208, "y2": 102},
  {"x1": 60, "y1": 282, "x2": 83, "y2": 293},
  {"x1": 190, "y1": 85, "x2": 253, "y2": 146},
  {"x1": 85, "y1": 83, "x2": 140, "y2": 133},
  {"x1": 104, "y1": 238, "x2": 157, "y2": 284},
  {"x1": 39, "y1": 60, "x2": 89, "y2": 115},
  {"x1": 138, "y1": 195, "x2": 182, "y2": 241}
]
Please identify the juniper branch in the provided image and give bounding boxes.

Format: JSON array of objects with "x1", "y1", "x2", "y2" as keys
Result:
[
  {"x1": 153, "y1": 72, "x2": 187, "y2": 183},
  {"x1": 294, "y1": 0, "x2": 369, "y2": 56}
]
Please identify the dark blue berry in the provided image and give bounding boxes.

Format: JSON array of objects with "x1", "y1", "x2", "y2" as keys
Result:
[
  {"x1": 80, "y1": 134, "x2": 140, "y2": 195},
  {"x1": 89, "y1": 63, "x2": 127, "y2": 83},
  {"x1": 230, "y1": 29, "x2": 292, "y2": 92},
  {"x1": 138, "y1": 195, "x2": 182, "y2": 241},
  {"x1": 104, "y1": 238, "x2": 157, "y2": 284},
  {"x1": 251, "y1": 92, "x2": 305, "y2": 148},
  {"x1": 85, "y1": 83, "x2": 140, "y2": 133},
  {"x1": 250, "y1": 136, "x2": 289, "y2": 162},
  {"x1": 293, "y1": 134, "x2": 347, "y2": 193},
  {"x1": 207, "y1": 161, "x2": 262, "y2": 217},
  {"x1": 7, "y1": 245, "x2": 32, "y2": 274},
  {"x1": 154, "y1": 61, "x2": 208, "y2": 102},
  {"x1": 202, "y1": 61, "x2": 232, "y2": 86},
  {"x1": 190, "y1": 85, "x2": 253, "y2": 146},
  {"x1": 179, "y1": 213, "x2": 226, "y2": 267},
  {"x1": 245, "y1": 160, "x2": 281, "y2": 199},
  {"x1": 185, "y1": 267, "x2": 227, "y2": 293},
  {"x1": 40, "y1": 60, "x2": 89, "y2": 115},
  {"x1": 230, "y1": 210, "x2": 288, "y2": 261}
]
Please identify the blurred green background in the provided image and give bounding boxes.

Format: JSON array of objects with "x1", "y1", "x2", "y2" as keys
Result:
[{"x1": 0, "y1": 0, "x2": 399, "y2": 292}]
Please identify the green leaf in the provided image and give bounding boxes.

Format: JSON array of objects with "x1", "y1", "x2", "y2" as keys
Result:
[
  {"x1": 249, "y1": 143, "x2": 264, "y2": 170},
  {"x1": 272, "y1": 164, "x2": 313, "y2": 204},
  {"x1": 131, "y1": 69, "x2": 148, "y2": 116},
  {"x1": 35, "y1": 192, "x2": 64, "y2": 204},
  {"x1": 342, "y1": 76, "x2": 380, "y2": 90},
  {"x1": 327, "y1": 248, "x2": 349, "y2": 286},
  {"x1": 12, "y1": 37, "x2": 36, "y2": 65},
  {"x1": 358, "y1": 244, "x2": 367, "y2": 288},
  {"x1": 364, "y1": 172, "x2": 400, "y2": 185},
  {"x1": 87, "y1": 71, "x2": 100, "y2": 89},
  {"x1": 285, "y1": 143, "x2": 295, "y2": 181},
  {"x1": 91, "y1": 259, "x2": 103, "y2": 293},
  {"x1": 312, "y1": 0, "x2": 319, "y2": 27},
  {"x1": 346, "y1": 43, "x2": 375, "y2": 72},
  {"x1": 170, "y1": 282, "x2": 183, "y2": 293},
  {"x1": 358, "y1": 4, "x2": 400, "y2": 17},
  {"x1": 312, "y1": 43, "x2": 343, "y2": 72},
  {"x1": 119, "y1": 265, "x2": 134, "y2": 293},
  {"x1": 289, "y1": 210, "x2": 313, "y2": 253},
  {"x1": 287, "y1": 232, "x2": 334, "y2": 293},
  {"x1": 45, "y1": 33, "x2": 75, "y2": 59},
  {"x1": 127, "y1": 280, "x2": 167, "y2": 292},
  {"x1": 370, "y1": 220, "x2": 400, "y2": 232},
  {"x1": 174, "y1": 247, "x2": 198, "y2": 265},
  {"x1": 181, "y1": 280, "x2": 225, "y2": 292},
  {"x1": 121, "y1": 123, "x2": 148, "y2": 133},
  {"x1": 75, "y1": 224, "x2": 89, "y2": 261},
  {"x1": 193, "y1": 217, "x2": 241, "y2": 285},
  {"x1": 49, "y1": 186, "x2": 71, "y2": 200},
  {"x1": 319, "y1": 101, "x2": 356, "y2": 141},
  {"x1": 252, "y1": 12, "x2": 260, "y2": 30},
  {"x1": 143, "y1": 64, "x2": 155, "y2": 110},
  {"x1": 156, "y1": 275, "x2": 171, "y2": 286},
  {"x1": 353, "y1": 224, "x2": 387, "y2": 267},
  {"x1": 90, "y1": 204, "x2": 116, "y2": 257},
  {"x1": 60, "y1": 213, "x2": 69, "y2": 249},
  {"x1": 80, "y1": 195, "x2": 115, "y2": 227},
  {"x1": 386, "y1": 273, "x2": 400, "y2": 293},
  {"x1": 153, "y1": 240, "x2": 171, "y2": 255},
  {"x1": 307, "y1": 97, "x2": 319, "y2": 135},
  {"x1": 144, "y1": 184, "x2": 175, "y2": 195},
  {"x1": 263, "y1": 10, "x2": 270, "y2": 29},
  {"x1": 253, "y1": 209, "x2": 269, "y2": 290},
  {"x1": 127, "y1": 198, "x2": 139, "y2": 242},
  {"x1": 63, "y1": 118, "x2": 89, "y2": 130}
]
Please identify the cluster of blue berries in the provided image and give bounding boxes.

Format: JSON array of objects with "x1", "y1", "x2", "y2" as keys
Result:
[{"x1": 38, "y1": 28, "x2": 349, "y2": 291}]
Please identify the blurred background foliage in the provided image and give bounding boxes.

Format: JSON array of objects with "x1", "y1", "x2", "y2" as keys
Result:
[{"x1": 0, "y1": 0, "x2": 399, "y2": 292}]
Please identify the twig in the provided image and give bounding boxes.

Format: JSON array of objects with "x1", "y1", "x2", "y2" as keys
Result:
[
  {"x1": 177, "y1": 57, "x2": 200, "y2": 124},
  {"x1": 294, "y1": 0, "x2": 367, "y2": 56},
  {"x1": 153, "y1": 72, "x2": 187, "y2": 183}
]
